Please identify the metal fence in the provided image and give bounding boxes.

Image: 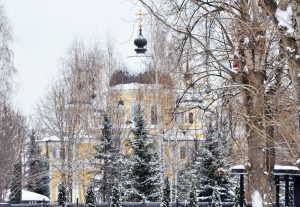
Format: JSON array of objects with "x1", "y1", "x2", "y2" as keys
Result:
[{"x1": 0, "y1": 202, "x2": 242, "y2": 207}]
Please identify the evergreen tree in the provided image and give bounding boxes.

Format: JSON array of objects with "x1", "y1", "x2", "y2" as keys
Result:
[
  {"x1": 129, "y1": 113, "x2": 161, "y2": 201},
  {"x1": 10, "y1": 161, "x2": 22, "y2": 203},
  {"x1": 94, "y1": 114, "x2": 118, "y2": 202},
  {"x1": 195, "y1": 116, "x2": 233, "y2": 202},
  {"x1": 27, "y1": 129, "x2": 50, "y2": 197},
  {"x1": 162, "y1": 178, "x2": 170, "y2": 207},
  {"x1": 177, "y1": 140, "x2": 200, "y2": 201},
  {"x1": 58, "y1": 182, "x2": 67, "y2": 207},
  {"x1": 212, "y1": 185, "x2": 222, "y2": 207},
  {"x1": 234, "y1": 186, "x2": 245, "y2": 207},
  {"x1": 119, "y1": 154, "x2": 132, "y2": 201},
  {"x1": 110, "y1": 186, "x2": 121, "y2": 207},
  {"x1": 187, "y1": 185, "x2": 197, "y2": 207},
  {"x1": 85, "y1": 185, "x2": 95, "y2": 206}
]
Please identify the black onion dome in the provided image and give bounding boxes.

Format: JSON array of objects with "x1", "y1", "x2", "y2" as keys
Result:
[
  {"x1": 109, "y1": 70, "x2": 173, "y2": 87},
  {"x1": 134, "y1": 29, "x2": 147, "y2": 54}
]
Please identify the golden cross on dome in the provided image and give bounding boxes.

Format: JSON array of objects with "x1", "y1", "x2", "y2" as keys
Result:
[{"x1": 135, "y1": 9, "x2": 145, "y2": 30}]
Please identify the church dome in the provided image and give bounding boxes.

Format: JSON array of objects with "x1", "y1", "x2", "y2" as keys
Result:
[{"x1": 109, "y1": 27, "x2": 173, "y2": 88}]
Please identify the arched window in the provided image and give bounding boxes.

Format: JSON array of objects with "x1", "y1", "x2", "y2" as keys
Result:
[
  {"x1": 180, "y1": 146, "x2": 186, "y2": 159},
  {"x1": 151, "y1": 105, "x2": 158, "y2": 125},
  {"x1": 189, "y1": 112, "x2": 194, "y2": 124},
  {"x1": 52, "y1": 147, "x2": 57, "y2": 159},
  {"x1": 117, "y1": 100, "x2": 124, "y2": 108},
  {"x1": 131, "y1": 102, "x2": 143, "y2": 120}
]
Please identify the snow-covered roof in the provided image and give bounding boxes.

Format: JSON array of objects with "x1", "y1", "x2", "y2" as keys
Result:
[
  {"x1": 230, "y1": 165, "x2": 247, "y2": 175},
  {"x1": 274, "y1": 165, "x2": 299, "y2": 171},
  {"x1": 110, "y1": 83, "x2": 157, "y2": 91},
  {"x1": 125, "y1": 54, "x2": 153, "y2": 76},
  {"x1": 40, "y1": 136, "x2": 60, "y2": 142},
  {"x1": 5, "y1": 190, "x2": 50, "y2": 202},
  {"x1": 22, "y1": 190, "x2": 50, "y2": 202},
  {"x1": 230, "y1": 165, "x2": 246, "y2": 170}
]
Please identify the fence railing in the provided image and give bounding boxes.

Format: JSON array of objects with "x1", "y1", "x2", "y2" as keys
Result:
[{"x1": 0, "y1": 202, "x2": 248, "y2": 207}]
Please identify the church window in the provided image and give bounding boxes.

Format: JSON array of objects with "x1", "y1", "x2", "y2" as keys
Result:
[
  {"x1": 118, "y1": 100, "x2": 124, "y2": 108},
  {"x1": 131, "y1": 102, "x2": 143, "y2": 120},
  {"x1": 189, "y1": 112, "x2": 194, "y2": 124},
  {"x1": 151, "y1": 105, "x2": 158, "y2": 125},
  {"x1": 52, "y1": 147, "x2": 57, "y2": 159},
  {"x1": 180, "y1": 146, "x2": 186, "y2": 159}
]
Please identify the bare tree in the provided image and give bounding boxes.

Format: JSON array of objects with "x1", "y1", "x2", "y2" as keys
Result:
[
  {"x1": 37, "y1": 39, "x2": 121, "y2": 202},
  {"x1": 137, "y1": 0, "x2": 298, "y2": 205}
]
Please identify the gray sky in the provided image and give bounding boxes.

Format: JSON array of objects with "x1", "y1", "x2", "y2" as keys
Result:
[{"x1": 2, "y1": 0, "x2": 140, "y2": 116}]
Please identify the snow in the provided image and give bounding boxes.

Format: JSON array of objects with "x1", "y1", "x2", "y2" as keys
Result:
[
  {"x1": 274, "y1": 165, "x2": 299, "y2": 171},
  {"x1": 230, "y1": 165, "x2": 246, "y2": 170},
  {"x1": 252, "y1": 190, "x2": 263, "y2": 207},
  {"x1": 40, "y1": 136, "x2": 60, "y2": 142},
  {"x1": 110, "y1": 83, "x2": 157, "y2": 91},
  {"x1": 125, "y1": 54, "x2": 153, "y2": 76},
  {"x1": 5, "y1": 190, "x2": 50, "y2": 202},
  {"x1": 275, "y1": 5, "x2": 294, "y2": 34},
  {"x1": 22, "y1": 190, "x2": 50, "y2": 202},
  {"x1": 243, "y1": 37, "x2": 249, "y2": 45}
]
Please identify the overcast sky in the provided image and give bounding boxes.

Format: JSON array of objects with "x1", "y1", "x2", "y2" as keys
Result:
[{"x1": 2, "y1": 0, "x2": 140, "y2": 116}]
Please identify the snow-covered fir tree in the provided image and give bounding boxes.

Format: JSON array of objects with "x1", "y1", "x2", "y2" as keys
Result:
[
  {"x1": 162, "y1": 178, "x2": 170, "y2": 207},
  {"x1": 129, "y1": 113, "x2": 161, "y2": 201},
  {"x1": 85, "y1": 185, "x2": 95, "y2": 206},
  {"x1": 94, "y1": 114, "x2": 118, "y2": 202},
  {"x1": 119, "y1": 153, "x2": 132, "y2": 201},
  {"x1": 195, "y1": 113, "x2": 234, "y2": 202},
  {"x1": 58, "y1": 182, "x2": 67, "y2": 207},
  {"x1": 177, "y1": 140, "x2": 200, "y2": 201},
  {"x1": 110, "y1": 186, "x2": 121, "y2": 207},
  {"x1": 211, "y1": 185, "x2": 222, "y2": 207},
  {"x1": 10, "y1": 161, "x2": 22, "y2": 204},
  {"x1": 234, "y1": 186, "x2": 245, "y2": 207},
  {"x1": 26, "y1": 129, "x2": 50, "y2": 197},
  {"x1": 187, "y1": 185, "x2": 197, "y2": 207}
]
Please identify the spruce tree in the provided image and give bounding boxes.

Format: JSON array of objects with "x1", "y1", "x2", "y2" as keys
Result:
[
  {"x1": 162, "y1": 178, "x2": 170, "y2": 207},
  {"x1": 10, "y1": 161, "x2": 22, "y2": 203},
  {"x1": 58, "y1": 182, "x2": 67, "y2": 207},
  {"x1": 85, "y1": 185, "x2": 95, "y2": 206},
  {"x1": 27, "y1": 129, "x2": 50, "y2": 197},
  {"x1": 234, "y1": 186, "x2": 245, "y2": 207},
  {"x1": 110, "y1": 186, "x2": 121, "y2": 207},
  {"x1": 94, "y1": 114, "x2": 118, "y2": 202},
  {"x1": 195, "y1": 117, "x2": 233, "y2": 202},
  {"x1": 187, "y1": 185, "x2": 197, "y2": 207},
  {"x1": 129, "y1": 113, "x2": 161, "y2": 201},
  {"x1": 177, "y1": 140, "x2": 200, "y2": 201},
  {"x1": 211, "y1": 185, "x2": 222, "y2": 207}
]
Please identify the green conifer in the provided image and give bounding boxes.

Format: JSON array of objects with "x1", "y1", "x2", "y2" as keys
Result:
[
  {"x1": 129, "y1": 113, "x2": 161, "y2": 201},
  {"x1": 212, "y1": 185, "x2": 222, "y2": 207},
  {"x1": 85, "y1": 185, "x2": 95, "y2": 206},
  {"x1": 187, "y1": 185, "x2": 197, "y2": 207},
  {"x1": 58, "y1": 182, "x2": 67, "y2": 207},
  {"x1": 162, "y1": 178, "x2": 171, "y2": 207},
  {"x1": 110, "y1": 186, "x2": 121, "y2": 207}
]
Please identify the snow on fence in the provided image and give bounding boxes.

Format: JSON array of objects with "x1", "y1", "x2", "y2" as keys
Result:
[{"x1": 0, "y1": 202, "x2": 243, "y2": 207}]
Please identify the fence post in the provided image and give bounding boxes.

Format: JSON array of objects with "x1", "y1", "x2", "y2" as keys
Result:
[
  {"x1": 76, "y1": 198, "x2": 79, "y2": 207},
  {"x1": 176, "y1": 197, "x2": 179, "y2": 207},
  {"x1": 142, "y1": 198, "x2": 146, "y2": 207},
  {"x1": 109, "y1": 196, "x2": 112, "y2": 207},
  {"x1": 43, "y1": 198, "x2": 45, "y2": 207}
]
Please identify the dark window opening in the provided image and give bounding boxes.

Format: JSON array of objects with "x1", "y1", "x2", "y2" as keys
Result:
[
  {"x1": 151, "y1": 105, "x2": 158, "y2": 125},
  {"x1": 189, "y1": 112, "x2": 194, "y2": 124}
]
